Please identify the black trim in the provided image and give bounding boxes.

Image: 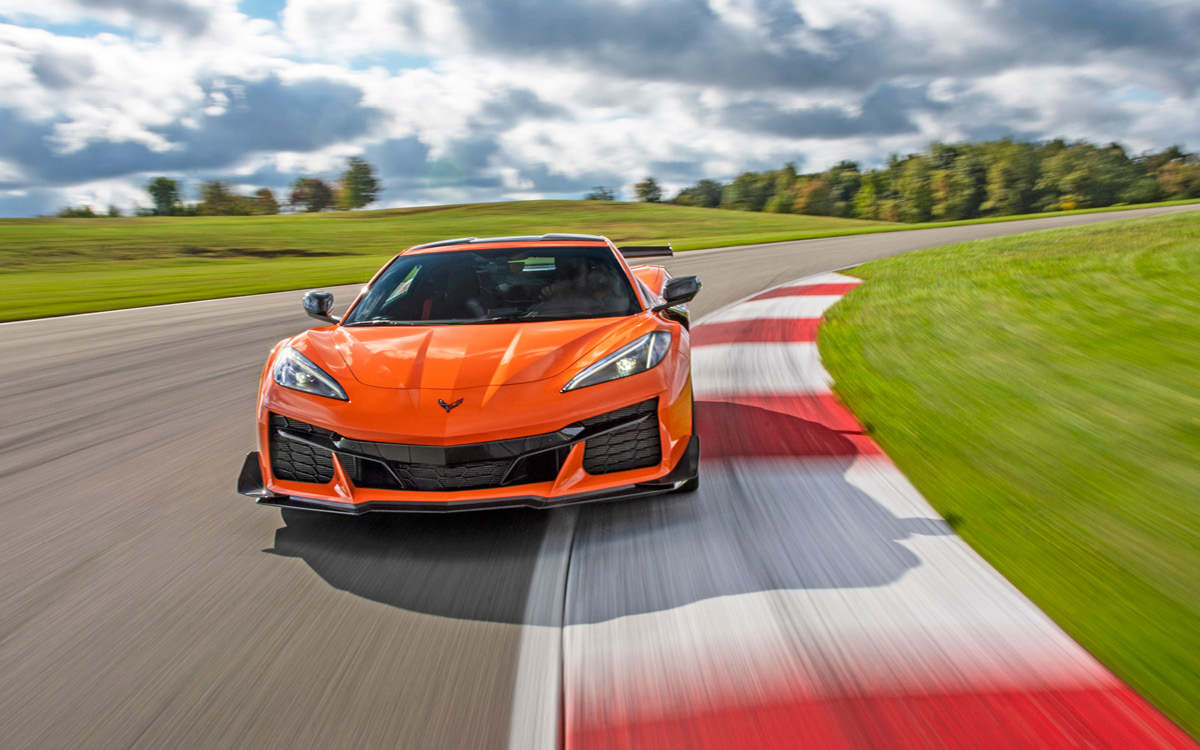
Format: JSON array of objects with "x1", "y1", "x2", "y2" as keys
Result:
[
  {"x1": 652, "y1": 275, "x2": 701, "y2": 312},
  {"x1": 302, "y1": 290, "x2": 340, "y2": 324},
  {"x1": 237, "y1": 452, "x2": 272, "y2": 497},
  {"x1": 239, "y1": 435, "x2": 701, "y2": 514},
  {"x1": 275, "y1": 413, "x2": 647, "y2": 469},
  {"x1": 252, "y1": 477, "x2": 681, "y2": 514},
  {"x1": 639, "y1": 434, "x2": 700, "y2": 487},
  {"x1": 581, "y1": 400, "x2": 661, "y2": 474},
  {"x1": 619, "y1": 244, "x2": 674, "y2": 258}
]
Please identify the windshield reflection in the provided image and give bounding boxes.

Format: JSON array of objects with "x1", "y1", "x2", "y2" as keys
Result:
[{"x1": 344, "y1": 246, "x2": 641, "y2": 326}]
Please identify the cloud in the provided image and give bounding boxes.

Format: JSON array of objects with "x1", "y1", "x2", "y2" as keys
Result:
[
  {"x1": 0, "y1": 0, "x2": 221, "y2": 37},
  {"x1": 29, "y1": 49, "x2": 93, "y2": 88},
  {"x1": 476, "y1": 88, "x2": 571, "y2": 128},
  {"x1": 0, "y1": 73, "x2": 386, "y2": 187},
  {"x1": 984, "y1": 0, "x2": 1198, "y2": 57},
  {"x1": 728, "y1": 84, "x2": 945, "y2": 139},
  {"x1": 72, "y1": 0, "x2": 213, "y2": 36},
  {"x1": 1, "y1": 0, "x2": 1199, "y2": 215}
]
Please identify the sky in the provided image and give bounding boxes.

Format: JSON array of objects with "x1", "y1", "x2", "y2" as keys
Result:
[{"x1": 0, "y1": 0, "x2": 1197, "y2": 216}]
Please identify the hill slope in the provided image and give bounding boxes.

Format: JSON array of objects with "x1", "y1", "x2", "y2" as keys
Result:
[
  {"x1": 0, "y1": 200, "x2": 888, "y2": 321},
  {"x1": 0, "y1": 200, "x2": 886, "y2": 272}
]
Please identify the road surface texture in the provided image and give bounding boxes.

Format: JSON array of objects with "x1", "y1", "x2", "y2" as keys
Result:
[
  {"x1": 2, "y1": 204, "x2": 1197, "y2": 749},
  {"x1": 565, "y1": 272, "x2": 1193, "y2": 748}
]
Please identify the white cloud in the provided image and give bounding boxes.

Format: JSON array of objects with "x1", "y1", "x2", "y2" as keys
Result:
[
  {"x1": 0, "y1": 0, "x2": 1197, "y2": 214},
  {"x1": 281, "y1": 0, "x2": 462, "y2": 58}
]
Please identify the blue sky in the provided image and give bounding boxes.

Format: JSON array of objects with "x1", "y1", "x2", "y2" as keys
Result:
[
  {"x1": 0, "y1": 0, "x2": 1196, "y2": 216},
  {"x1": 239, "y1": 0, "x2": 285, "y2": 21}
]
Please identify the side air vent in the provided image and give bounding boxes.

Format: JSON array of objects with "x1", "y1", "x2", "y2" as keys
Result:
[
  {"x1": 581, "y1": 399, "x2": 662, "y2": 474},
  {"x1": 268, "y1": 414, "x2": 336, "y2": 484}
]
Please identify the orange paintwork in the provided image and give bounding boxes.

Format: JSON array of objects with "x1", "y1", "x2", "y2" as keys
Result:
[
  {"x1": 253, "y1": 237, "x2": 695, "y2": 509},
  {"x1": 630, "y1": 264, "x2": 669, "y2": 300}
]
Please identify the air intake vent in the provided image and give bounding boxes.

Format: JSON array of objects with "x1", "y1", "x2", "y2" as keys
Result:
[
  {"x1": 581, "y1": 399, "x2": 661, "y2": 474},
  {"x1": 268, "y1": 414, "x2": 336, "y2": 484}
]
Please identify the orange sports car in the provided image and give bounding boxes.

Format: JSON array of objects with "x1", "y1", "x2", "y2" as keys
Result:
[{"x1": 236, "y1": 233, "x2": 701, "y2": 513}]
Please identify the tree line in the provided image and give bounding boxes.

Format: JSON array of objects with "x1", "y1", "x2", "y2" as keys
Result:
[
  {"x1": 602, "y1": 139, "x2": 1200, "y2": 221},
  {"x1": 56, "y1": 157, "x2": 382, "y2": 218}
]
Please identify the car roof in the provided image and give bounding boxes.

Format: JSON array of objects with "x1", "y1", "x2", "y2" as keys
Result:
[{"x1": 406, "y1": 233, "x2": 611, "y2": 254}]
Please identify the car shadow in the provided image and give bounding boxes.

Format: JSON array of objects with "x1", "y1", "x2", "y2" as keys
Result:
[
  {"x1": 267, "y1": 400, "x2": 950, "y2": 627},
  {"x1": 270, "y1": 505, "x2": 556, "y2": 624}
]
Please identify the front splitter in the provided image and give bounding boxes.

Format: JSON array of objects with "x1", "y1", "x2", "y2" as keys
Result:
[{"x1": 237, "y1": 436, "x2": 699, "y2": 514}]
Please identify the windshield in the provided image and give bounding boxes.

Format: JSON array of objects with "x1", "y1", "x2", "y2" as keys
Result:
[{"x1": 343, "y1": 245, "x2": 643, "y2": 326}]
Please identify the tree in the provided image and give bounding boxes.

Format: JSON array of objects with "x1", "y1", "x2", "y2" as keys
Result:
[
  {"x1": 853, "y1": 173, "x2": 880, "y2": 220},
  {"x1": 1140, "y1": 144, "x2": 1187, "y2": 173},
  {"x1": 981, "y1": 141, "x2": 1039, "y2": 215},
  {"x1": 764, "y1": 165, "x2": 799, "y2": 213},
  {"x1": 289, "y1": 178, "x2": 335, "y2": 212},
  {"x1": 251, "y1": 188, "x2": 280, "y2": 215},
  {"x1": 763, "y1": 193, "x2": 793, "y2": 213},
  {"x1": 673, "y1": 179, "x2": 724, "y2": 208},
  {"x1": 1156, "y1": 160, "x2": 1200, "y2": 198},
  {"x1": 585, "y1": 186, "x2": 617, "y2": 201},
  {"x1": 941, "y1": 150, "x2": 988, "y2": 220},
  {"x1": 1120, "y1": 177, "x2": 1162, "y2": 205},
  {"x1": 621, "y1": 136, "x2": 1183, "y2": 224},
  {"x1": 634, "y1": 176, "x2": 662, "y2": 202},
  {"x1": 106, "y1": 205, "x2": 122, "y2": 217},
  {"x1": 56, "y1": 205, "x2": 97, "y2": 218},
  {"x1": 198, "y1": 181, "x2": 250, "y2": 215},
  {"x1": 339, "y1": 157, "x2": 381, "y2": 209},
  {"x1": 792, "y1": 178, "x2": 835, "y2": 216},
  {"x1": 821, "y1": 161, "x2": 861, "y2": 217},
  {"x1": 1034, "y1": 142, "x2": 1136, "y2": 210},
  {"x1": 147, "y1": 177, "x2": 181, "y2": 216},
  {"x1": 720, "y1": 171, "x2": 774, "y2": 211},
  {"x1": 895, "y1": 156, "x2": 934, "y2": 222}
]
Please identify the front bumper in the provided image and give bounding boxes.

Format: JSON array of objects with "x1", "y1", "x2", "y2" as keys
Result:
[{"x1": 237, "y1": 434, "x2": 699, "y2": 513}]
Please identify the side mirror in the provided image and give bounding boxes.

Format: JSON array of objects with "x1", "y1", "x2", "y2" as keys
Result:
[
  {"x1": 654, "y1": 275, "x2": 701, "y2": 311},
  {"x1": 303, "y1": 290, "x2": 339, "y2": 324}
]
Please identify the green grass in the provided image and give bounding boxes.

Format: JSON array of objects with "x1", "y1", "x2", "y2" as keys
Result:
[
  {"x1": 819, "y1": 211, "x2": 1200, "y2": 736},
  {"x1": 2, "y1": 197, "x2": 1197, "y2": 321},
  {"x1": 0, "y1": 200, "x2": 890, "y2": 270},
  {"x1": 0, "y1": 201, "x2": 887, "y2": 321}
]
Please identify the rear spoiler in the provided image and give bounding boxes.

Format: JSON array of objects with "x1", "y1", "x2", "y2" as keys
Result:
[{"x1": 618, "y1": 244, "x2": 674, "y2": 259}]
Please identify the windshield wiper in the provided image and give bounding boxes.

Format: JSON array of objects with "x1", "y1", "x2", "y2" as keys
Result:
[{"x1": 344, "y1": 320, "x2": 421, "y2": 327}]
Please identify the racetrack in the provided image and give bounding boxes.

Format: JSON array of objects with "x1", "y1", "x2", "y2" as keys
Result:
[{"x1": 2, "y1": 204, "x2": 1197, "y2": 749}]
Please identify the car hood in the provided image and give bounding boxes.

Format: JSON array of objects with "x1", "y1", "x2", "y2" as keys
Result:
[{"x1": 320, "y1": 317, "x2": 644, "y2": 389}]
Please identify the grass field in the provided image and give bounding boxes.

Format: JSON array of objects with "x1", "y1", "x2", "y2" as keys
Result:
[
  {"x1": 0, "y1": 201, "x2": 889, "y2": 321},
  {"x1": 2, "y1": 197, "x2": 1197, "y2": 321},
  {"x1": 819, "y1": 211, "x2": 1200, "y2": 736}
]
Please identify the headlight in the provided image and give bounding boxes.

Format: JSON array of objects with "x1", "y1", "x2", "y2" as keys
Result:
[
  {"x1": 563, "y1": 332, "x2": 671, "y2": 392},
  {"x1": 272, "y1": 346, "x2": 348, "y2": 401}
]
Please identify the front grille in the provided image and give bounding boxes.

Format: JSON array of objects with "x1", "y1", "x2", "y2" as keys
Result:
[
  {"x1": 268, "y1": 414, "x2": 336, "y2": 484},
  {"x1": 268, "y1": 399, "x2": 661, "y2": 491},
  {"x1": 581, "y1": 399, "x2": 661, "y2": 474},
  {"x1": 395, "y1": 460, "x2": 510, "y2": 490},
  {"x1": 268, "y1": 413, "x2": 563, "y2": 492},
  {"x1": 343, "y1": 450, "x2": 565, "y2": 492}
]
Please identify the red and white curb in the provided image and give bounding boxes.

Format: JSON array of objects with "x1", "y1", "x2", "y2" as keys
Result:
[{"x1": 560, "y1": 272, "x2": 1196, "y2": 749}]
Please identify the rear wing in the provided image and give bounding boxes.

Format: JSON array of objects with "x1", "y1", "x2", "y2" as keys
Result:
[{"x1": 618, "y1": 244, "x2": 674, "y2": 259}]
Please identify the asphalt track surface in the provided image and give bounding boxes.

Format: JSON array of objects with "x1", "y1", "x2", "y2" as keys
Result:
[{"x1": 2, "y1": 204, "x2": 1198, "y2": 749}]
